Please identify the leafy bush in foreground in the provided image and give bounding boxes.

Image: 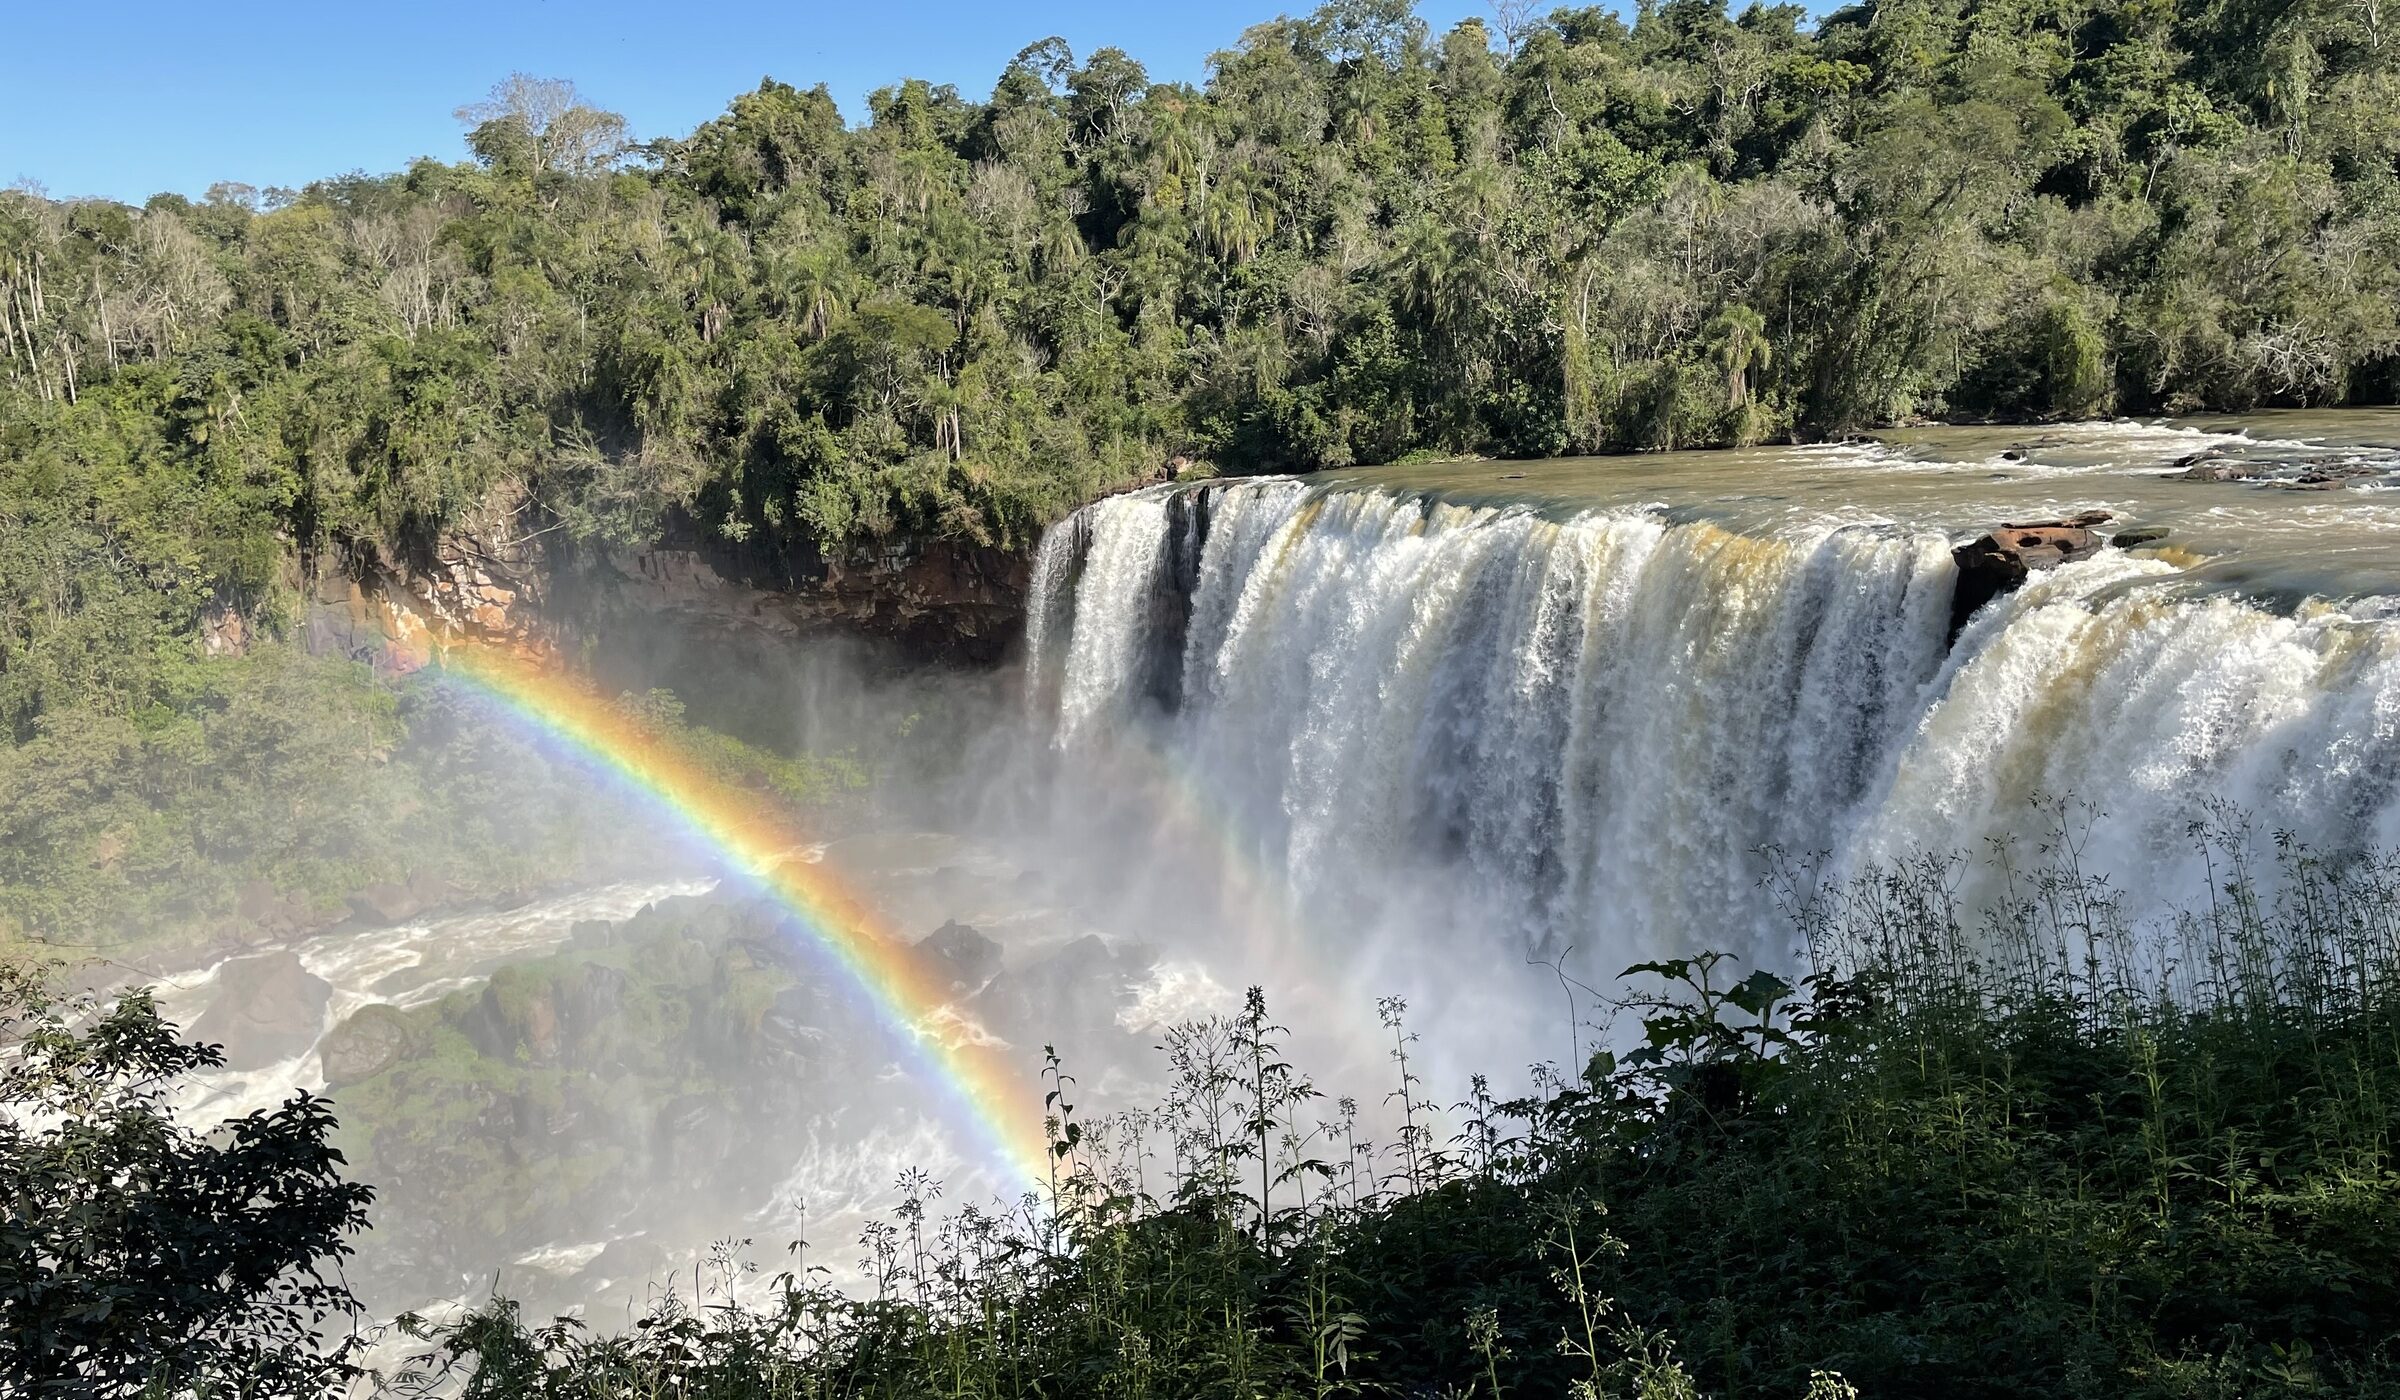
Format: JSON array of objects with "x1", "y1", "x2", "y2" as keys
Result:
[
  {"x1": 0, "y1": 964, "x2": 371, "y2": 1397},
  {"x1": 386, "y1": 824, "x2": 2400, "y2": 1399}
]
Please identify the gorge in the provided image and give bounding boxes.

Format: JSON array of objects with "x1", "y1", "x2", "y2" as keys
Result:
[
  {"x1": 131, "y1": 410, "x2": 2400, "y2": 1326},
  {"x1": 12, "y1": 0, "x2": 2400, "y2": 1381}
]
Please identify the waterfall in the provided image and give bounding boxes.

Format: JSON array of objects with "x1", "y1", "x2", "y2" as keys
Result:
[{"x1": 1025, "y1": 480, "x2": 2400, "y2": 976}]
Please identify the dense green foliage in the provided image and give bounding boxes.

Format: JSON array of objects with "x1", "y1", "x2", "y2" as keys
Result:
[
  {"x1": 389, "y1": 834, "x2": 2400, "y2": 1399},
  {"x1": 4, "y1": 0, "x2": 2396, "y2": 941},
  {"x1": 0, "y1": 964, "x2": 370, "y2": 1396},
  {"x1": 0, "y1": 659, "x2": 864, "y2": 952},
  {"x1": 11, "y1": 0, "x2": 2400, "y2": 588}
]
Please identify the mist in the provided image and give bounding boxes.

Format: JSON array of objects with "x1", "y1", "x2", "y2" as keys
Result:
[{"x1": 134, "y1": 417, "x2": 2400, "y2": 1332}]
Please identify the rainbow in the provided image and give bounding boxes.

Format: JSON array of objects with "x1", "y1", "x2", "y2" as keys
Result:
[{"x1": 430, "y1": 645, "x2": 1056, "y2": 1192}]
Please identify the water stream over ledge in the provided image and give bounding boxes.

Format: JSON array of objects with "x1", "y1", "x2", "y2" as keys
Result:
[{"x1": 1026, "y1": 413, "x2": 2400, "y2": 978}]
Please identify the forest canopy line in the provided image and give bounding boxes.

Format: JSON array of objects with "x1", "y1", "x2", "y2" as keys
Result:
[{"x1": 3, "y1": 0, "x2": 2399, "y2": 742}]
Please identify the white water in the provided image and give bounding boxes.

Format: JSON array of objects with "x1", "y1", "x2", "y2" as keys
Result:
[
  {"x1": 1026, "y1": 471, "x2": 2400, "y2": 982},
  {"x1": 157, "y1": 880, "x2": 715, "y2": 1123}
]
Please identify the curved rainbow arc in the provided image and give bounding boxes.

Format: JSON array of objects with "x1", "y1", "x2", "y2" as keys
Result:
[{"x1": 435, "y1": 646, "x2": 1055, "y2": 1193}]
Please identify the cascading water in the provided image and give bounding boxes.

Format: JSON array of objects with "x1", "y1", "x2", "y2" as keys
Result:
[{"x1": 1026, "y1": 464, "x2": 2400, "y2": 983}]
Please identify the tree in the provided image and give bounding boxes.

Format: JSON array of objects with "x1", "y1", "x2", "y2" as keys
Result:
[
  {"x1": 1706, "y1": 304, "x2": 1770, "y2": 408},
  {"x1": 0, "y1": 964, "x2": 372, "y2": 1397},
  {"x1": 456, "y1": 73, "x2": 629, "y2": 176}
]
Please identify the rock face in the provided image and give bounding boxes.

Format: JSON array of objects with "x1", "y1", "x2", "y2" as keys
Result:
[
  {"x1": 303, "y1": 479, "x2": 1032, "y2": 670},
  {"x1": 596, "y1": 534, "x2": 1027, "y2": 663},
  {"x1": 1950, "y1": 517, "x2": 2108, "y2": 638},
  {"x1": 187, "y1": 951, "x2": 332, "y2": 1070}
]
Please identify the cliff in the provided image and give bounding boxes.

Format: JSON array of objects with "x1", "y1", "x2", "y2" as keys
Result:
[{"x1": 303, "y1": 486, "x2": 1031, "y2": 671}]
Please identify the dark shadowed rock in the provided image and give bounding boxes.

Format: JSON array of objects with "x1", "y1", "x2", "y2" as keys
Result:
[
  {"x1": 321, "y1": 1003, "x2": 420, "y2": 1084},
  {"x1": 188, "y1": 951, "x2": 332, "y2": 1069},
  {"x1": 917, "y1": 920, "x2": 1003, "y2": 994},
  {"x1": 1949, "y1": 521, "x2": 2105, "y2": 638},
  {"x1": 2111, "y1": 526, "x2": 2171, "y2": 549},
  {"x1": 2275, "y1": 465, "x2": 2380, "y2": 490},
  {"x1": 976, "y1": 933, "x2": 1134, "y2": 1044}
]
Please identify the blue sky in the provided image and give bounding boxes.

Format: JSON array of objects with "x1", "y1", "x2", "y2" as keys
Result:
[{"x1": 7, "y1": 1, "x2": 1493, "y2": 204}]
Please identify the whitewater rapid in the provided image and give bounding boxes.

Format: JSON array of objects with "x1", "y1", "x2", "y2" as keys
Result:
[{"x1": 1025, "y1": 466, "x2": 2400, "y2": 977}]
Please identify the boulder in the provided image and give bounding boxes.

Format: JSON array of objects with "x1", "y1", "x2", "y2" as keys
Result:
[
  {"x1": 2110, "y1": 526, "x2": 2171, "y2": 549},
  {"x1": 916, "y1": 920, "x2": 1003, "y2": 995},
  {"x1": 320, "y1": 1003, "x2": 420, "y2": 1085},
  {"x1": 2176, "y1": 458, "x2": 2267, "y2": 482},
  {"x1": 234, "y1": 879, "x2": 315, "y2": 941},
  {"x1": 2275, "y1": 465, "x2": 2379, "y2": 491},
  {"x1": 977, "y1": 934, "x2": 1131, "y2": 1043},
  {"x1": 188, "y1": 951, "x2": 332, "y2": 1069},
  {"x1": 1949, "y1": 521, "x2": 2105, "y2": 638},
  {"x1": 346, "y1": 881, "x2": 423, "y2": 926}
]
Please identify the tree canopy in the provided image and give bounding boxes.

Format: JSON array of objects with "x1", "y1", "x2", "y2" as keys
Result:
[{"x1": 0, "y1": 0, "x2": 2394, "y2": 943}]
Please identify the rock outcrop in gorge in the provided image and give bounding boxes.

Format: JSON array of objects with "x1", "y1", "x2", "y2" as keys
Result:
[{"x1": 303, "y1": 485, "x2": 1030, "y2": 672}]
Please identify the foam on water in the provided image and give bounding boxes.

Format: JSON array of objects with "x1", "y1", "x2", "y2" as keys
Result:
[{"x1": 1027, "y1": 419, "x2": 2400, "y2": 982}]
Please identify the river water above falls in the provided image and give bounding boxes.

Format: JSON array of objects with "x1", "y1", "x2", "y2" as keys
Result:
[{"x1": 1025, "y1": 412, "x2": 2400, "y2": 982}]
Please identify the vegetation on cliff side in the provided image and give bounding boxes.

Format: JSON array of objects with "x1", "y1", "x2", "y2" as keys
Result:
[{"x1": 0, "y1": 663, "x2": 867, "y2": 952}]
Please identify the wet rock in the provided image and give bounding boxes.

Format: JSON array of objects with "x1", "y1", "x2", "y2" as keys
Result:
[
  {"x1": 339, "y1": 872, "x2": 458, "y2": 927},
  {"x1": 347, "y1": 882, "x2": 423, "y2": 926},
  {"x1": 758, "y1": 983, "x2": 834, "y2": 1060},
  {"x1": 188, "y1": 951, "x2": 332, "y2": 1069},
  {"x1": 2176, "y1": 458, "x2": 2268, "y2": 482},
  {"x1": 977, "y1": 934, "x2": 1133, "y2": 1043},
  {"x1": 321, "y1": 1003, "x2": 420, "y2": 1084},
  {"x1": 2110, "y1": 526, "x2": 2172, "y2": 549},
  {"x1": 917, "y1": 920, "x2": 1002, "y2": 994},
  {"x1": 1949, "y1": 521, "x2": 2105, "y2": 638},
  {"x1": 2275, "y1": 465, "x2": 2380, "y2": 490},
  {"x1": 235, "y1": 879, "x2": 315, "y2": 941},
  {"x1": 551, "y1": 963, "x2": 628, "y2": 1044}
]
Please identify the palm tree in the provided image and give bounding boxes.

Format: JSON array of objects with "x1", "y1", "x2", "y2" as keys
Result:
[{"x1": 1706, "y1": 304, "x2": 1770, "y2": 408}]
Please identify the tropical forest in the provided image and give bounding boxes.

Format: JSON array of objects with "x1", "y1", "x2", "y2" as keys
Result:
[{"x1": 4, "y1": 0, "x2": 2400, "y2": 1395}]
